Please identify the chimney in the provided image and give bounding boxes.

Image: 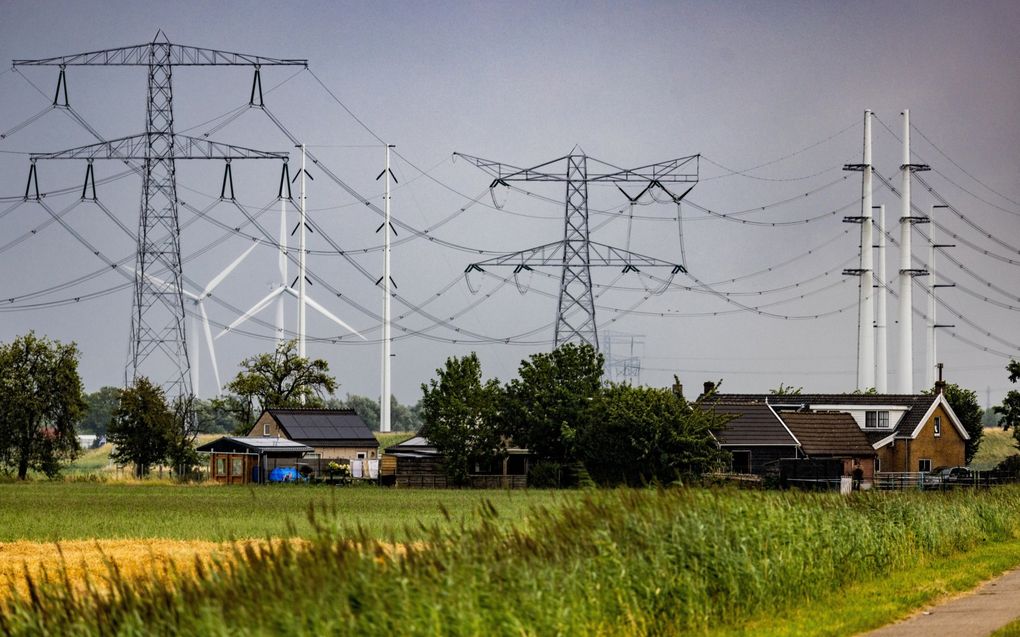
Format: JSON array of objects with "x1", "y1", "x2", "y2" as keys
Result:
[
  {"x1": 703, "y1": 381, "x2": 716, "y2": 396},
  {"x1": 934, "y1": 363, "x2": 946, "y2": 395}
]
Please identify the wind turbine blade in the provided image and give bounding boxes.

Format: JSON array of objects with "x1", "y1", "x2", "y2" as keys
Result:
[
  {"x1": 305, "y1": 294, "x2": 366, "y2": 340},
  {"x1": 201, "y1": 241, "x2": 260, "y2": 298},
  {"x1": 217, "y1": 286, "x2": 286, "y2": 339},
  {"x1": 199, "y1": 301, "x2": 221, "y2": 393},
  {"x1": 117, "y1": 264, "x2": 199, "y2": 300}
]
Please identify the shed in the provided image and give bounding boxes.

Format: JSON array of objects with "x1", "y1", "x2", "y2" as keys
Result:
[
  {"x1": 384, "y1": 435, "x2": 530, "y2": 489},
  {"x1": 196, "y1": 436, "x2": 312, "y2": 485}
]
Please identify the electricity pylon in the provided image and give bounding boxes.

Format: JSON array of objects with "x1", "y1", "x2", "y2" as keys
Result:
[
  {"x1": 14, "y1": 31, "x2": 305, "y2": 399},
  {"x1": 455, "y1": 150, "x2": 698, "y2": 349}
]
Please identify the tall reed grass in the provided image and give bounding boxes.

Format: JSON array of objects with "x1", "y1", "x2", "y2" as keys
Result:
[{"x1": 4, "y1": 487, "x2": 1020, "y2": 636}]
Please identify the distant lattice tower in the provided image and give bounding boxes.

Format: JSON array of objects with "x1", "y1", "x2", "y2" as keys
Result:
[{"x1": 457, "y1": 150, "x2": 698, "y2": 350}]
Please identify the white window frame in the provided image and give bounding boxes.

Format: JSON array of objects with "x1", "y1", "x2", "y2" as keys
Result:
[
  {"x1": 263, "y1": 423, "x2": 270, "y2": 436},
  {"x1": 934, "y1": 416, "x2": 942, "y2": 437},
  {"x1": 875, "y1": 456, "x2": 881, "y2": 473},
  {"x1": 919, "y1": 458, "x2": 932, "y2": 473},
  {"x1": 356, "y1": 452, "x2": 367, "y2": 460},
  {"x1": 865, "y1": 410, "x2": 890, "y2": 429}
]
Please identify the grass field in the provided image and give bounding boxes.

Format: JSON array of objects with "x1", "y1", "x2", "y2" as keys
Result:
[
  {"x1": 972, "y1": 426, "x2": 1018, "y2": 471},
  {"x1": 5, "y1": 486, "x2": 1020, "y2": 635},
  {"x1": 0, "y1": 482, "x2": 570, "y2": 542}
]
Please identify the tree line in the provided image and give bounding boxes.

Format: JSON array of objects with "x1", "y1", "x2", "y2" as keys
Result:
[
  {"x1": 2, "y1": 328, "x2": 1014, "y2": 482},
  {"x1": 419, "y1": 343, "x2": 731, "y2": 487}
]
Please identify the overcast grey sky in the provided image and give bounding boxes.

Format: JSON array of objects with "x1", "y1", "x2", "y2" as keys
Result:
[{"x1": 1, "y1": 0, "x2": 1018, "y2": 409}]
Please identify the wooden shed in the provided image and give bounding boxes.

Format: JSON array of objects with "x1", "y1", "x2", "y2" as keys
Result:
[
  {"x1": 196, "y1": 436, "x2": 312, "y2": 485},
  {"x1": 384, "y1": 435, "x2": 529, "y2": 489}
]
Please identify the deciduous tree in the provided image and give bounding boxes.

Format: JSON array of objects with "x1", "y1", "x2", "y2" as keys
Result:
[
  {"x1": 80, "y1": 386, "x2": 120, "y2": 436},
  {"x1": 419, "y1": 353, "x2": 503, "y2": 485},
  {"x1": 225, "y1": 340, "x2": 338, "y2": 429},
  {"x1": 0, "y1": 332, "x2": 86, "y2": 479},
  {"x1": 995, "y1": 361, "x2": 1020, "y2": 448},
  {"x1": 501, "y1": 343, "x2": 604, "y2": 468},
  {"x1": 108, "y1": 377, "x2": 173, "y2": 478},
  {"x1": 578, "y1": 383, "x2": 729, "y2": 485}
]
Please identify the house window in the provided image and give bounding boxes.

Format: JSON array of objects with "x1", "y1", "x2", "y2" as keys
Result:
[
  {"x1": 875, "y1": 457, "x2": 881, "y2": 473},
  {"x1": 731, "y1": 451, "x2": 751, "y2": 474},
  {"x1": 919, "y1": 459, "x2": 932, "y2": 473},
  {"x1": 263, "y1": 423, "x2": 270, "y2": 436},
  {"x1": 231, "y1": 457, "x2": 243, "y2": 476},
  {"x1": 934, "y1": 416, "x2": 942, "y2": 437},
  {"x1": 356, "y1": 452, "x2": 367, "y2": 460},
  {"x1": 865, "y1": 411, "x2": 890, "y2": 428},
  {"x1": 215, "y1": 457, "x2": 226, "y2": 476}
]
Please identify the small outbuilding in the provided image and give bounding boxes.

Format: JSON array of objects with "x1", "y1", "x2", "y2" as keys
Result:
[
  {"x1": 196, "y1": 436, "x2": 313, "y2": 485},
  {"x1": 384, "y1": 435, "x2": 530, "y2": 488},
  {"x1": 247, "y1": 408, "x2": 380, "y2": 478}
]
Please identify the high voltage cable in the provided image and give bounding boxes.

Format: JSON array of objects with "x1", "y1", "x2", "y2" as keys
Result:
[
  {"x1": 697, "y1": 117, "x2": 859, "y2": 181},
  {"x1": 872, "y1": 170, "x2": 1020, "y2": 267},
  {"x1": 915, "y1": 280, "x2": 1020, "y2": 352},
  {"x1": 700, "y1": 157, "x2": 841, "y2": 182},
  {"x1": 914, "y1": 173, "x2": 1020, "y2": 257},
  {"x1": 909, "y1": 121, "x2": 1020, "y2": 214}
]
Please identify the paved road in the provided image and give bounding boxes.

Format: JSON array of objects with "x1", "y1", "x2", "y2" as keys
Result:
[{"x1": 862, "y1": 568, "x2": 1020, "y2": 637}]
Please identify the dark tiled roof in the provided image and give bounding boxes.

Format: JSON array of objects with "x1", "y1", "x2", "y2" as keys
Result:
[
  {"x1": 267, "y1": 409, "x2": 379, "y2": 447},
  {"x1": 708, "y1": 402, "x2": 798, "y2": 447},
  {"x1": 778, "y1": 411, "x2": 876, "y2": 457},
  {"x1": 716, "y1": 393, "x2": 938, "y2": 438}
]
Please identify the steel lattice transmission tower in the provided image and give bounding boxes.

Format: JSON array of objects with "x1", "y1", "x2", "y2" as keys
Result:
[
  {"x1": 14, "y1": 32, "x2": 304, "y2": 398},
  {"x1": 456, "y1": 150, "x2": 698, "y2": 349}
]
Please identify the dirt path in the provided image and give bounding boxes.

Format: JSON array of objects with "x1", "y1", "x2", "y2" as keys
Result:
[{"x1": 861, "y1": 567, "x2": 1020, "y2": 637}]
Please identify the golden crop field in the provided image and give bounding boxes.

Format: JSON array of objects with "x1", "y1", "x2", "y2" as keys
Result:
[{"x1": 0, "y1": 539, "x2": 241, "y2": 601}]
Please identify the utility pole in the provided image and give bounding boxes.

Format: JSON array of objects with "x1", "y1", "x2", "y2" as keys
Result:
[
  {"x1": 842, "y1": 110, "x2": 874, "y2": 390},
  {"x1": 298, "y1": 144, "x2": 308, "y2": 361},
  {"x1": 378, "y1": 144, "x2": 396, "y2": 433},
  {"x1": 456, "y1": 150, "x2": 698, "y2": 349},
  {"x1": 14, "y1": 33, "x2": 305, "y2": 400},
  {"x1": 875, "y1": 205, "x2": 888, "y2": 393},
  {"x1": 896, "y1": 109, "x2": 930, "y2": 394},
  {"x1": 926, "y1": 203, "x2": 955, "y2": 389}
]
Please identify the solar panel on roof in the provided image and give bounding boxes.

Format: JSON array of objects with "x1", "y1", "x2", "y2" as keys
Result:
[{"x1": 270, "y1": 410, "x2": 377, "y2": 443}]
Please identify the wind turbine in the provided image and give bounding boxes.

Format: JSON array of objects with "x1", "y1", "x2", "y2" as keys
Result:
[
  {"x1": 120, "y1": 240, "x2": 260, "y2": 397},
  {"x1": 217, "y1": 145, "x2": 365, "y2": 349}
]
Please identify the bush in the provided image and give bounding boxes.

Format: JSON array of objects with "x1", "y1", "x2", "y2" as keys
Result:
[{"x1": 528, "y1": 461, "x2": 562, "y2": 488}]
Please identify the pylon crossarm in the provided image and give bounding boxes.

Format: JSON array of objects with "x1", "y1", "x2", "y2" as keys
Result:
[
  {"x1": 453, "y1": 152, "x2": 571, "y2": 182},
  {"x1": 587, "y1": 242, "x2": 686, "y2": 272},
  {"x1": 14, "y1": 44, "x2": 305, "y2": 67},
  {"x1": 467, "y1": 240, "x2": 684, "y2": 273},
  {"x1": 587, "y1": 154, "x2": 700, "y2": 183},
  {"x1": 30, "y1": 134, "x2": 288, "y2": 161},
  {"x1": 467, "y1": 241, "x2": 565, "y2": 269}
]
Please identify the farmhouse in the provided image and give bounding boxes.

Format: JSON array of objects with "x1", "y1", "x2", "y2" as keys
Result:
[
  {"x1": 248, "y1": 408, "x2": 379, "y2": 461},
  {"x1": 196, "y1": 436, "x2": 312, "y2": 485},
  {"x1": 711, "y1": 390, "x2": 967, "y2": 477}
]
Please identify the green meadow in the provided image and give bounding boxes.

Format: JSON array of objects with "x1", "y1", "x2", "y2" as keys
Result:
[
  {"x1": 5, "y1": 486, "x2": 1020, "y2": 635},
  {"x1": 0, "y1": 482, "x2": 569, "y2": 542}
]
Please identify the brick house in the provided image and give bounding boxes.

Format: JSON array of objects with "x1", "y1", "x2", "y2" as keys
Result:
[{"x1": 713, "y1": 392, "x2": 968, "y2": 475}]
